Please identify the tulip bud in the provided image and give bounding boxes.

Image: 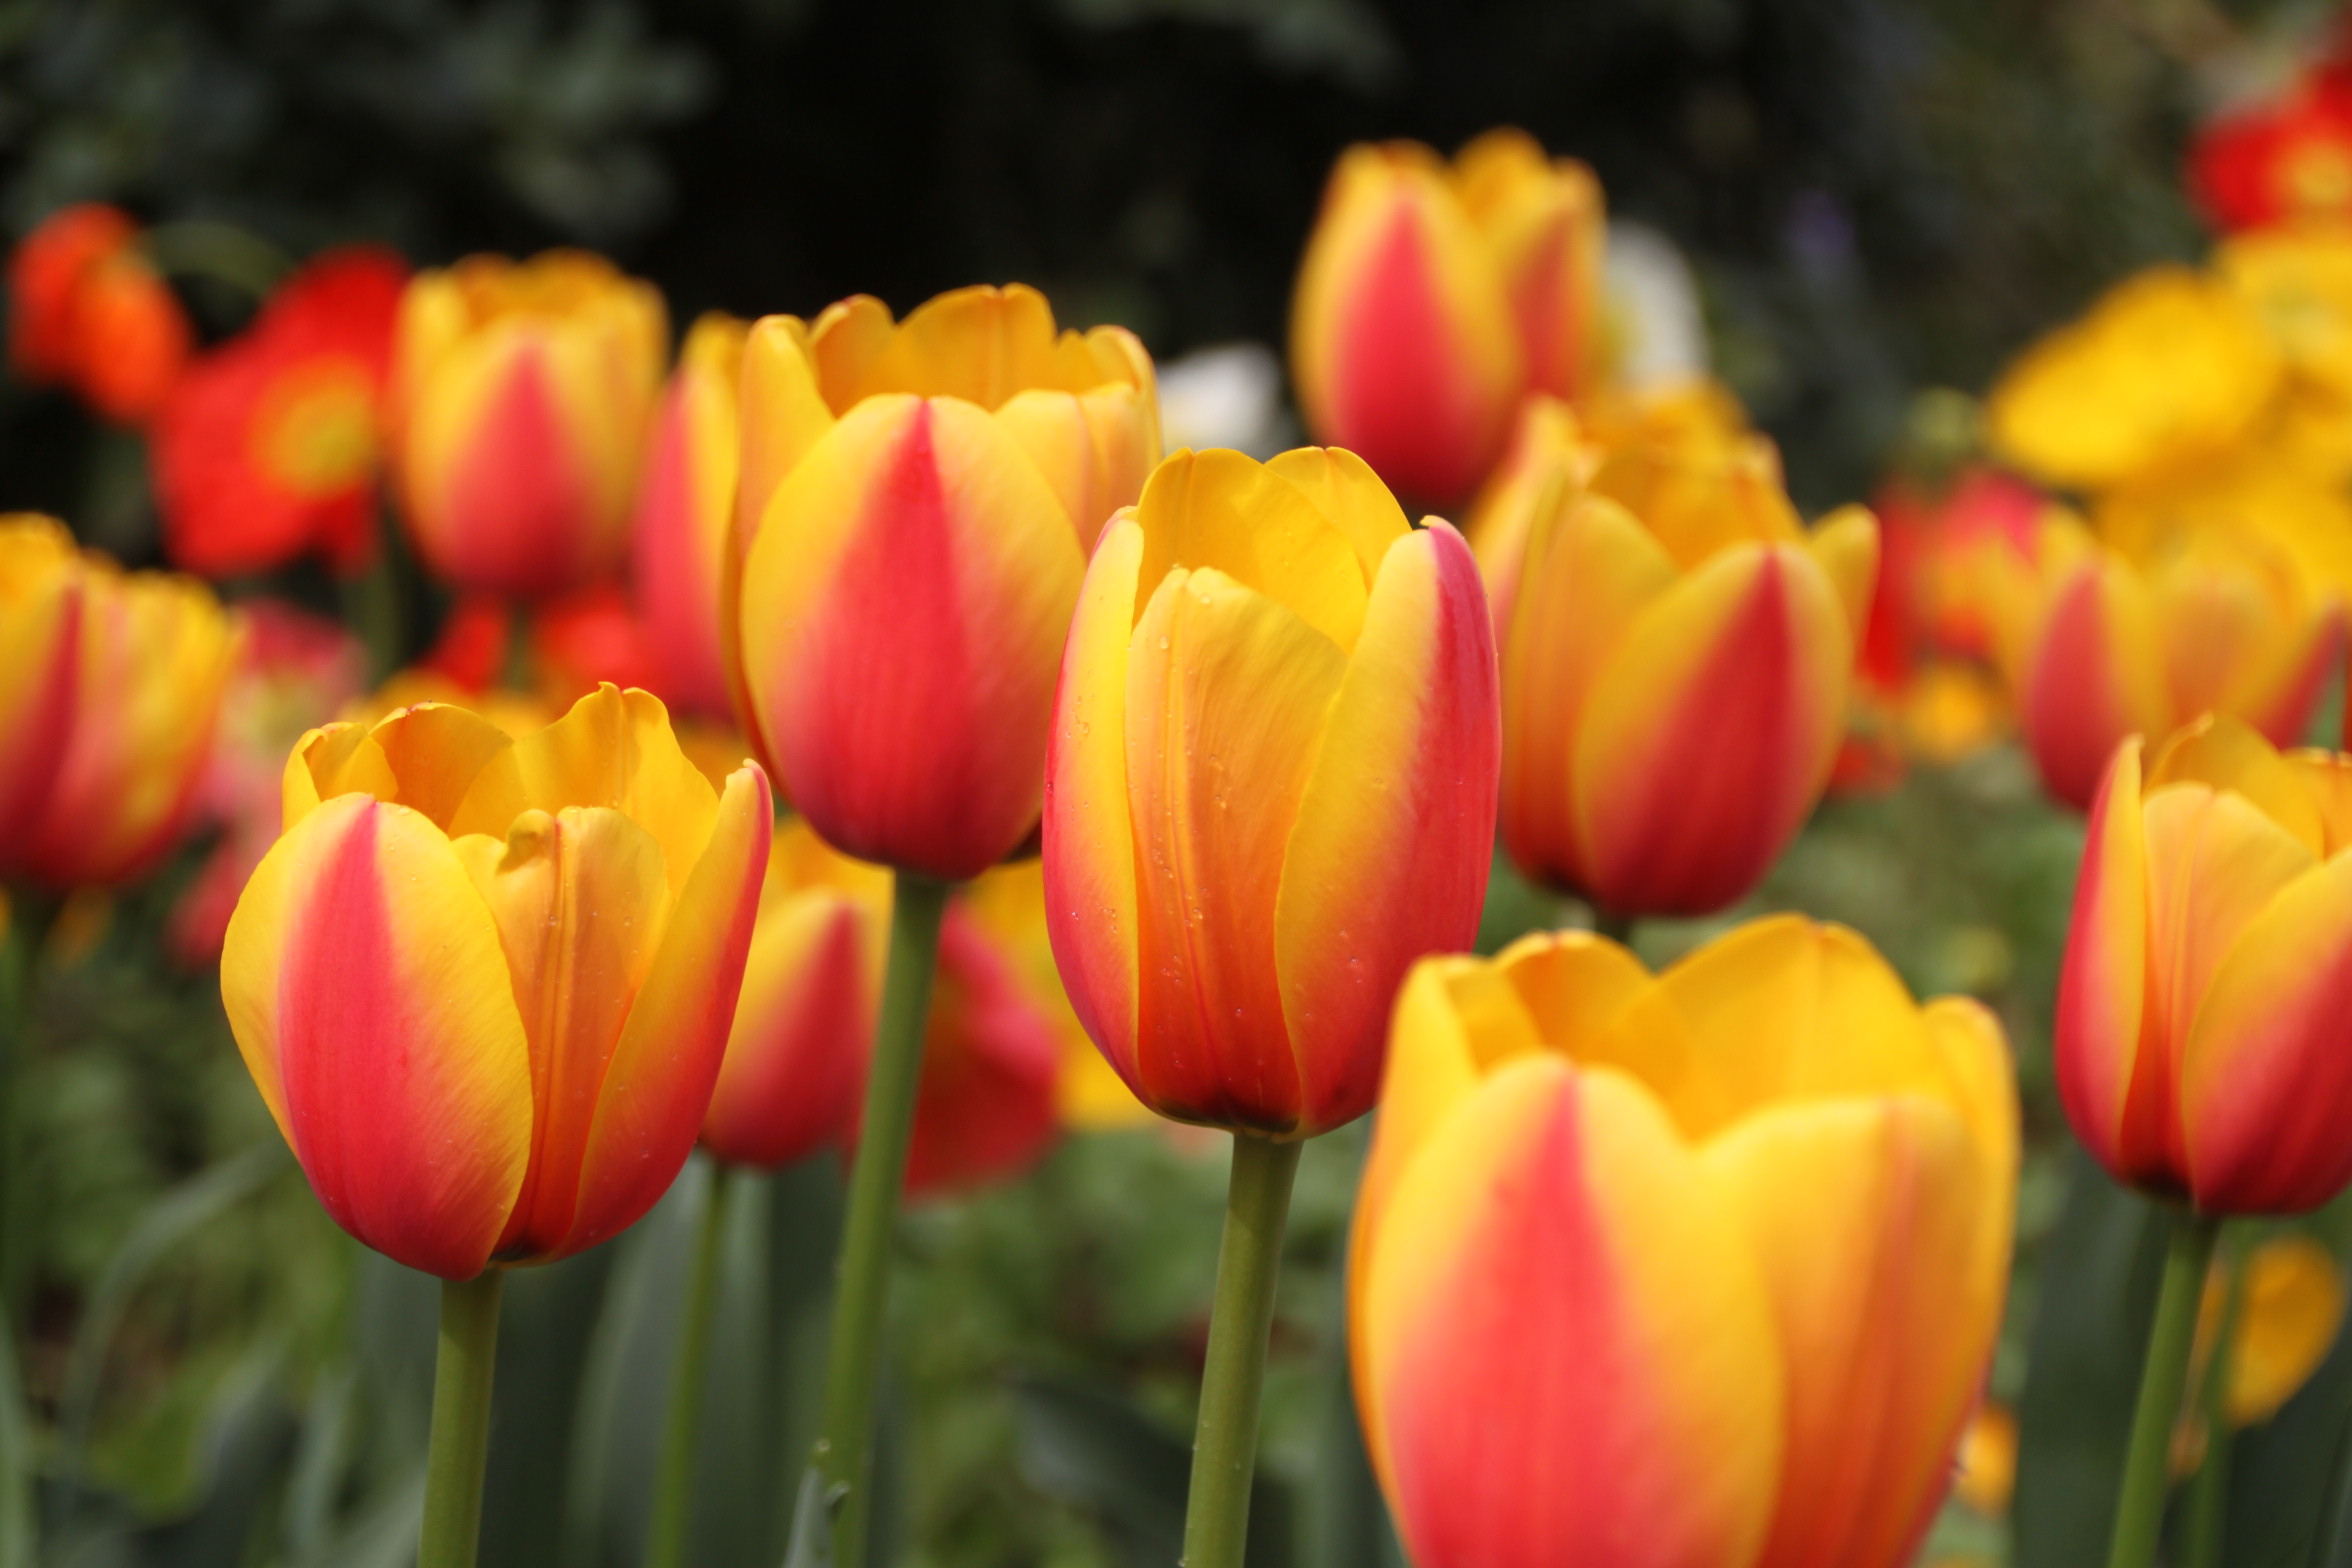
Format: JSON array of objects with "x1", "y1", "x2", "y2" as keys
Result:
[
  {"x1": 1993, "y1": 519, "x2": 2342, "y2": 811},
  {"x1": 9, "y1": 204, "x2": 192, "y2": 425},
  {"x1": 633, "y1": 312, "x2": 747, "y2": 719},
  {"x1": 220, "y1": 685, "x2": 771, "y2": 1279},
  {"x1": 2059, "y1": 715, "x2": 2352, "y2": 1214},
  {"x1": 733, "y1": 283, "x2": 1159, "y2": 879},
  {"x1": 1487, "y1": 415, "x2": 1877, "y2": 918},
  {"x1": 390, "y1": 251, "x2": 666, "y2": 599},
  {"x1": 1292, "y1": 131, "x2": 1603, "y2": 506},
  {"x1": 1353, "y1": 916, "x2": 2016, "y2": 1568},
  {"x1": 1043, "y1": 446, "x2": 1500, "y2": 1137},
  {"x1": 0, "y1": 514, "x2": 237, "y2": 887},
  {"x1": 903, "y1": 902, "x2": 1064, "y2": 1196}
]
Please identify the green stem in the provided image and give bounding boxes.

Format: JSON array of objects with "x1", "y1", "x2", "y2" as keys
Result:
[
  {"x1": 501, "y1": 604, "x2": 534, "y2": 694},
  {"x1": 810, "y1": 873, "x2": 950, "y2": 1568},
  {"x1": 339, "y1": 518, "x2": 405, "y2": 685},
  {"x1": 419, "y1": 1270, "x2": 506, "y2": 1568},
  {"x1": 645, "y1": 1161, "x2": 734, "y2": 1568},
  {"x1": 140, "y1": 220, "x2": 290, "y2": 300},
  {"x1": 2108, "y1": 1210, "x2": 2222, "y2": 1568},
  {"x1": 0, "y1": 904, "x2": 31, "y2": 1336},
  {"x1": 2185, "y1": 1230, "x2": 2246, "y2": 1568},
  {"x1": 1590, "y1": 906, "x2": 1636, "y2": 946},
  {"x1": 1183, "y1": 1132, "x2": 1305, "y2": 1568}
]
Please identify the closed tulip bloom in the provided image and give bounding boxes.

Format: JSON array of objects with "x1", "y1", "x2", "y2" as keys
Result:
[
  {"x1": 220, "y1": 684, "x2": 771, "y2": 1279},
  {"x1": 1490, "y1": 435, "x2": 1878, "y2": 917},
  {"x1": 0, "y1": 515, "x2": 237, "y2": 887},
  {"x1": 734, "y1": 283, "x2": 1159, "y2": 878},
  {"x1": 1991, "y1": 520, "x2": 2342, "y2": 811},
  {"x1": 902, "y1": 900, "x2": 1064, "y2": 1196},
  {"x1": 2059, "y1": 715, "x2": 2352, "y2": 1214},
  {"x1": 1352, "y1": 916, "x2": 2016, "y2": 1568},
  {"x1": 1043, "y1": 446, "x2": 1500, "y2": 1137},
  {"x1": 9, "y1": 204, "x2": 192, "y2": 424},
  {"x1": 1292, "y1": 131, "x2": 1602, "y2": 506},
  {"x1": 634, "y1": 312, "x2": 746, "y2": 719},
  {"x1": 391, "y1": 251, "x2": 666, "y2": 599}
]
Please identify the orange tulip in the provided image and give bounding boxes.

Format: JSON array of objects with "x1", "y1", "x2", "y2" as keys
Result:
[
  {"x1": 8, "y1": 204, "x2": 191, "y2": 424},
  {"x1": 0, "y1": 514, "x2": 237, "y2": 887},
  {"x1": 2059, "y1": 716, "x2": 2352, "y2": 1213},
  {"x1": 1292, "y1": 130, "x2": 1604, "y2": 506},
  {"x1": 732, "y1": 283, "x2": 1159, "y2": 879},
  {"x1": 1989, "y1": 518, "x2": 2341, "y2": 811},
  {"x1": 1043, "y1": 446, "x2": 1499, "y2": 1137},
  {"x1": 1353, "y1": 917, "x2": 2016, "y2": 1568},
  {"x1": 390, "y1": 251, "x2": 665, "y2": 599},
  {"x1": 633, "y1": 311, "x2": 746, "y2": 719},
  {"x1": 220, "y1": 685, "x2": 771, "y2": 1279},
  {"x1": 1479, "y1": 405, "x2": 1877, "y2": 917}
]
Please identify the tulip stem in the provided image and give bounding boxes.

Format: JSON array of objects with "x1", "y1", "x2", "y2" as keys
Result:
[
  {"x1": 2107, "y1": 1209, "x2": 2222, "y2": 1568},
  {"x1": 2185, "y1": 1233, "x2": 2247, "y2": 1568},
  {"x1": 809, "y1": 872, "x2": 950, "y2": 1568},
  {"x1": 644, "y1": 1160, "x2": 733, "y2": 1568},
  {"x1": 1590, "y1": 907, "x2": 1636, "y2": 946},
  {"x1": 1184, "y1": 1131, "x2": 1304, "y2": 1568},
  {"x1": 419, "y1": 1269, "x2": 505, "y2": 1568}
]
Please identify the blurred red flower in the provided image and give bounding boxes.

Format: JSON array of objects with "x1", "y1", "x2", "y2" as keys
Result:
[
  {"x1": 2192, "y1": 49, "x2": 2352, "y2": 232},
  {"x1": 152, "y1": 247, "x2": 409, "y2": 577},
  {"x1": 9, "y1": 203, "x2": 192, "y2": 424}
]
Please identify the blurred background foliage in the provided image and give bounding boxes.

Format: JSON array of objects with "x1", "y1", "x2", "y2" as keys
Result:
[{"x1": 5, "y1": 1, "x2": 2352, "y2": 1566}]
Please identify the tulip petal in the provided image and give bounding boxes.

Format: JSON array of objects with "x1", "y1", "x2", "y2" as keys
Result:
[
  {"x1": 1273, "y1": 522, "x2": 1498, "y2": 1131},
  {"x1": 1359, "y1": 1055, "x2": 1782, "y2": 1568},
  {"x1": 848, "y1": 283, "x2": 1072, "y2": 408},
  {"x1": 2055, "y1": 741, "x2": 2155, "y2": 1185},
  {"x1": 735, "y1": 314, "x2": 836, "y2": 551},
  {"x1": 739, "y1": 394, "x2": 1084, "y2": 878},
  {"x1": 1135, "y1": 448, "x2": 1374, "y2": 652},
  {"x1": 2225, "y1": 1238, "x2": 2347, "y2": 1425},
  {"x1": 1495, "y1": 928, "x2": 1652, "y2": 1057},
  {"x1": 2148, "y1": 713, "x2": 2326, "y2": 856},
  {"x1": 0, "y1": 520, "x2": 80, "y2": 853},
  {"x1": 2020, "y1": 557, "x2": 2171, "y2": 810},
  {"x1": 1264, "y1": 446, "x2": 1414, "y2": 584},
  {"x1": 1123, "y1": 566, "x2": 1347, "y2": 1132},
  {"x1": 569, "y1": 764, "x2": 771, "y2": 1256},
  {"x1": 1043, "y1": 516, "x2": 1145, "y2": 1093},
  {"x1": 1498, "y1": 493, "x2": 1677, "y2": 890},
  {"x1": 1703, "y1": 1094, "x2": 2010, "y2": 1568},
  {"x1": 994, "y1": 384, "x2": 1155, "y2": 552},
  {"x1": 701, "y1": 888, "x2": 870, "y2": 1169},
  {"x1": 220, "y1": 793, "x2": 531, "y2": 1279},
  {"x1": 1806, "y1": 504, "x2": 1881, "y2": 634},
  {"x1": 2180, "y1": 845, "x2": 2352, "y2": 1211},
  {"x1": 2288, "y1": 750, "x2": 2352, "y2": 855},
  {"x1": 1572, "y1": 543, "x2": 1849, "y2": 916}
]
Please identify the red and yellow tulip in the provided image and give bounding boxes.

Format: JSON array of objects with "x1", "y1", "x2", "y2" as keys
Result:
[
  {"x1": 1352, "y1": 916, "x2": 2016, "y2": 1568},
  {"x1": 9, "y1": 203, "x2": 191, "y2": 425},
  {"x1": 390, "y1": 251, "x2": 666, "y2": 599},
  {"x1": 1479, "y1": 404, "x2": 1878, "y2": 917},
  {"x1": 1292, "y1": 130, "x2": 1604, "y2": 506},
  {"x1": 1987, "y1": 518, "x2": 2341, "y2": 811},
  {"x1": 1042, "y1": 446, "x2": 1499, "y2": 1137},
  {"x1": 0, "y1": 514, "x2": 237, "y2": 887},
  {"x1": 632, "y1": 311, "x2": 745, "y2": 720},
  {"x1": 220, "y1": 684, "x2": 771, "y2": 1279},
  {"x1": 732, "y1": 283, "x2": 1159, "y2": 879},
  {"x1": 2059, "y1": 715, "x2": 2352, "y2": 1214}
]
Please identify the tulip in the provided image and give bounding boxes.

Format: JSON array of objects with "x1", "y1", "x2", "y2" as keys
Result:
[
  {"x1": 2194, "y1": 1236, "x2": 2347, "y2": 1432},
  {"x1": 1291, "y1": 130, "x2": 1604, "y2": 506},
  {"x1": 221, "y1": 683, "x2": 770, "y2": 1277},
  {"x1": 391, "y1": 251, "x2": 666, "y2": 599},
  {"x1": 734, "y1": 282, "x2": 1159, "y2": 880},
  {"x1": 2191, "y1": 57, "x2": 2352, "y2": 233},
  {"x1": 154, "y1": 247, "x2": 409, "y2": 578},
  {"x1": 8, "y1": 204, "x2": 191, "y2": 424},
  {"x1": 1992, "y1": 518, "x2": 2342, "y2": 811},
  {"x1": 1985, "y1": 266, "x2": 2279, "y2": 493},
  {"x1": 2059, "y1": 715, "x2": 2352, "y2": 1212},
  {"x1": 903, "y1": 900, "x2": 1063, "y2": 1195},
  {"x1": 0, "y1": 514, "x2": 237, "y2": 888},
  {"x1": 634, "y1": 312, "x2": 747, "y2": 719},
  {"x1": 1352, "y1": 916, "x2": 2017, "y2": 1568},
  {"x1": 1045, "y1": 445, "x2": 1500, "y2": 1137},
  {"x1": 1486, "y1": 425, "x2": 1877, "y2": 918}
]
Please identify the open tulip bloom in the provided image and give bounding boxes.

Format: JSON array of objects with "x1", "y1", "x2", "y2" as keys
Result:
[
  {"x1": 219, "y1": 684, "x2": 770, "y2": 1568},
  {"x1": 1043, "y1": 443, "x2": 1500, "y2": 1568},
  {"x1": 1353, "y1": 916, "x2": 2017, "y2": 1568}
]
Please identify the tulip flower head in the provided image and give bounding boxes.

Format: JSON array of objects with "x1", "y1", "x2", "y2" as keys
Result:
[
  {"x1": 0, "y1": 514, "x2": 237, "y2": 888},
  {"x1": 1043, "y1": 446, "x2": 1500, "y2": 1138},
  {"x1": 1352, "y1": 916, "x2": 2017, "y2": 1568},
  {"x1": 733, "y1": 283, "x2": 1159, "y2": 879},
  {"x1": 2191, "y1": 53, "x2": 2352, "y2": 233},
  {"x1": 1989, "y1": 517, "x2": 2342, "y2": 811},
  {"x1": 1292, "y1": 130, "x2": 1605, "y2": 506},
  {"x1": 1484, "y1": 414, "x2": 1878, "y2": 918},
  {"x1": 221, "y1": 684, "x2": 772, "y2": 1279},
  {"x1": 9, "y1": 204, "x2": 192, "y2": 424},
  {"x1": 391, "y1": 251, "x2": 666, "y2": 599},
  {"x1": 2059, "y1": 715, "x2": 2352, "y2": 1214},
  {"x1": 634, "y1": 312, "x2": 747, "y2": 719}
]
